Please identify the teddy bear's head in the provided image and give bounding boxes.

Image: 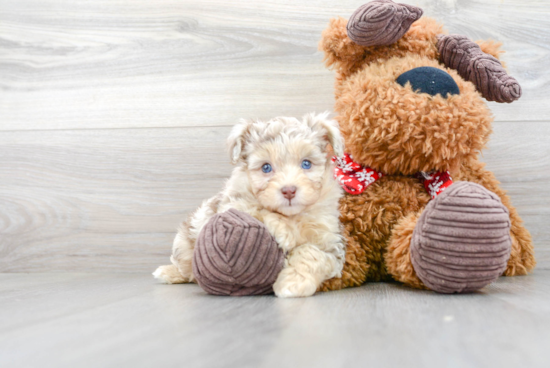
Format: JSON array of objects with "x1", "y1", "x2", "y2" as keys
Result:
[{"x1": 320, "y1": 0, "x2": 521, "y2": 176}]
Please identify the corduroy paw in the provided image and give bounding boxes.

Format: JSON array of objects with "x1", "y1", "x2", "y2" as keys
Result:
[{"x1": 410, "y1": 181, "x2": 512, "y2": 293}]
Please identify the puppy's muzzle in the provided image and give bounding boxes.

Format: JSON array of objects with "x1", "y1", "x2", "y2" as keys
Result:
[{"x1": 281, "y1": 186, "x2": 297, "y2": 200}]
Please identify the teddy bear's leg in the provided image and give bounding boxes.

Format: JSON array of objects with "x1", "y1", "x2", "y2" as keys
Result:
[
  {"x1": 458, "y1": 160, "x2": 536, "y2": 276},
  {"x1": 385, "y1": 211, "x2": 427, "y2": 290},
  {"x1": 387, "y1": 182, "x2": 513, "y2": 293}
]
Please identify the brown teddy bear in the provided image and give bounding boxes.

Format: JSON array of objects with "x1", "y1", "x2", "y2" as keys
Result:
[{"x1": 318, "y1": 0, "x2": 536, "y2": 293}]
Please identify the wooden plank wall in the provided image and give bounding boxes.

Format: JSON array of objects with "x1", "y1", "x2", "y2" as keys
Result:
[{"x1": 1, "y1": 0, "x2": 549, "y2": 272}]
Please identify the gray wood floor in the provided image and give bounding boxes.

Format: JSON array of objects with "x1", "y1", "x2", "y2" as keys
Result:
[
  {"x1": 1, "y1": 271, "x2": 549, "y2": 368},
  {"x1": 1, "y1": 2, "x2": 550, "y2": 366},
  {"x1": 1, "y1": 0, "x2": 549, "y2": 273}
]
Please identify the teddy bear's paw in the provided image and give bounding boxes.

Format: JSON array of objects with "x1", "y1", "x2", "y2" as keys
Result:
[
  {"x1": 153, "y1": 264, "x2": 188, "y2": 284},
  {"x1": 273, "y1": 268, "x2": 318, "y2": 298},
  {"x1": 410, "y1": 181, "x2": 512, "y2": 294}
]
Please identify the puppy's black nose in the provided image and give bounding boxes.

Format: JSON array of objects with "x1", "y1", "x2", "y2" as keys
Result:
[
  {"x1": 281, "y1": 186, "x2": 297, "y2": 200},
  {"x1": 396, "y1": 66, "x2": 460, "y2": 97}
]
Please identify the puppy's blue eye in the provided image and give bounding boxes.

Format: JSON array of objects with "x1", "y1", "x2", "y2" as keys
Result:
[
  {"x1": 301, "y1": 160, "x2": 312, "y2": 170},
  {"x1": 261, "y1": 163, "x2": 272, "y2": 173}
]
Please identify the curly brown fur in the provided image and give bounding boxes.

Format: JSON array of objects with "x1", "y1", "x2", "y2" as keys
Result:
[
  {"x1": 337, "y1": 55, "x2": 493, "y2": 175},
  {"x1": 385, "y1": 211, "x2": 427, "y2": 289},
  {"x1": 319, "y1": 8, "x2": 534, "y2": 292},
  {"x1": 321, "y1": 175, "x2": 431, "y2": 290},
  {"x1": 476, "y1": 40, "x2": 504, "y2": 63},
  {"x1": 320, "y1": 17, "x2": 444, "y2": 92}
]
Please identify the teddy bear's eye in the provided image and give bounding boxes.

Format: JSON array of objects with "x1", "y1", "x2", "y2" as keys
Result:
[
  {"x1": 261, "y1": 163, "x2": 272, "y2": 173},
  {"x1": 301, "y1": 160, "x2": 312, "y2": 170}
]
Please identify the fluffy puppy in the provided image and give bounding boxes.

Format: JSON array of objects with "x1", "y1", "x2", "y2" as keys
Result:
[{"x1": 153, "y1": 113, "x2": 346, "y2": 298}]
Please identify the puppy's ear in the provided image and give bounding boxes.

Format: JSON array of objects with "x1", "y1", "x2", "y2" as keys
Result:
[
  {"x1": 303, "y1": 112, "x2": 345, "y2": 158},
  {"x1": 227, "y1": 119, "x2": 251, "y2": 164}
]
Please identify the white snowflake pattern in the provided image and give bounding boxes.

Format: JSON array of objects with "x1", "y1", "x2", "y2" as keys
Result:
[
  {"x1": 335, "y1": 156, "x2": 355, "y2": 173},
  {"x1": 354, "y1": 168, "x2": 377, "y2": 185},
  {"x1": 336, "y1": 175, "x2": 353, "y2": 185},
  {"x1": 428, "y1": 176, "x2": 444, "y2": 198}
]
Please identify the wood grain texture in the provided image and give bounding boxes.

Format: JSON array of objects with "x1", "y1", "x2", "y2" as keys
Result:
[
  {"x1": 0, "y1": 122, "x2": 549, "y2": 272},
  {"x1": 1, "y1": 271, "x2": 550, "y2": 368},
  {"x1": 483, "y1": 122, "x2": 550, "y2": 268},
  {"x1": 0, "y1": 127, "x2": 233, "y2": 272},
  {"x1": 0, "y1": 0, "x2": 549, "y2": 273},
  {"x1": 1, "y1": 0, "x2": 549, "y2": 131}
]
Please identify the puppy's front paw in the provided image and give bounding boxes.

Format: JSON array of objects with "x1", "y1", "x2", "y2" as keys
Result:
[
  {"x1": 273, "y1": 268, "x2": 318, "y2": 298},
  {"x1": 274, "y1": 233, "x2": 295, "y2": 252},
  {"x1": 153, "y1": 264, "x2": 187, "y2": 284},
  {"x1": 262, "y1": 213, "x2": 296, "y2": 252}
]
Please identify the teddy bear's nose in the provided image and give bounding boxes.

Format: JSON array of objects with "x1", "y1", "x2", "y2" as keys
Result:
[{"x1": 396, "y1": 66, "x2": 460, "y2": 97}]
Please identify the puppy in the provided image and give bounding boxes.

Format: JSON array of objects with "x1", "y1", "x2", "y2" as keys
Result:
[{"x1": 153, "y1": 113, "x2": 345, "y2": 298}]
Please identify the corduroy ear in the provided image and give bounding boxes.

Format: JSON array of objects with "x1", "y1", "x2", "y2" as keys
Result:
[
  {"x1": 227, "y1": 119, "x2": 251, "y2": 164},
  {"x1": 303, "y1": 112, "x2": 345, "y2": 158},
  {"x1": 438, "y1": 34, "x2": 522, "y2": 103},
  {"x1": 347, "y1": 0, "x2": 423, "y2": 47}
]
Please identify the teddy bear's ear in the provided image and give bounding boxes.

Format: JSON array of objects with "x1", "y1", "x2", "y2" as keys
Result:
[
  {"x1": 227, "y1": 119, "x2": 252, "y2": 164},
  {"x1": 319, "y1": 17, "x2": 369, "y2": 74},
  {"x1": 476, "y1": 40, "x2": 504, "y2": 62},
  {"x1": 347, "y1": 0, "x2": 423, "y2": 47},
  {"x1": 438, "y1": 35, "x2": 522, "y2": 103},
  {"x1": 303, "y1": 112, "x2": 345, "y2": 158},
  {"x1": 319, "y1": 1, "x2": 423, "y2": 75}
]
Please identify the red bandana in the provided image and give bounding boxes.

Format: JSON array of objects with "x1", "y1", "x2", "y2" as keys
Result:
[
  {"x1": 332, "y1": 153, "x2": 453, "y2": 199},
  {"x1": 333, "y1": 154, "x2": 384, "y2": 195}
]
